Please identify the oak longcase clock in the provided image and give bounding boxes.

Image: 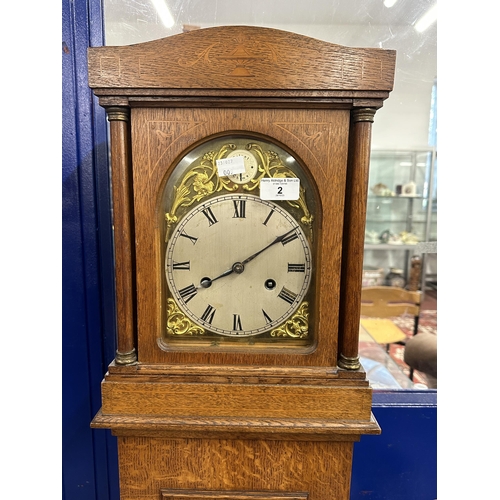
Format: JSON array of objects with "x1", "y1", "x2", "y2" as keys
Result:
[{"x1": 88, "y1": 26, "x2": 395, "y2": 500}]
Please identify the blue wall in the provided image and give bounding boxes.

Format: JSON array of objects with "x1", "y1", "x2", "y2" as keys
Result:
[
  {"x1": 352, "y1": 393, "x2": 437, "y2": 499},
  {"x1": 61, "y1": 2, "x2": 437, "y2": 499},
  {"x1": 62, "y1": 1, "x2": 118, "y2": 498}
]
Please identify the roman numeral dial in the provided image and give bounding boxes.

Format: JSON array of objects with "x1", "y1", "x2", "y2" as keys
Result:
[
  {"x1": 288, "y1": 263, "x2": 305, "y2": 273},
  {"x1": 201, "y1": 304, "x2": 216, "y2": 324},
  {"x1": 178, "y1": 284, "x2": 197, "y2": 303},
  {"x1": 173, "y1": 261, "x2": 190, "y2": 270},
  {"x1": 165, "y1": 194, "x2": 312, "y2": 337},
  {"x1": 233, "y1": 199, "x2": 246, "y2": 218},
  {"x1": 202, "y1": 207, "x2": 218, "y2": 226},
  {"x1": 278, "y1": 287, "x2": 298, "y2": 305}
]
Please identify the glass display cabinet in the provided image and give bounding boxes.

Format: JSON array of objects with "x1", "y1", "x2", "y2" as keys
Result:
[{"x1": 363, "y1": 149, "x2": 437, "y2": 289}]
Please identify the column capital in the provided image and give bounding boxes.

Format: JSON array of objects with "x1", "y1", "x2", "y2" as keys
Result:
[
  {"x1": 106, "y1": 106, "x2": 130, "y2": 122},
  {"x1": 338, "y1": 353, "x2": 361, "y2": 371},
  {"x1": 115, "y1": 348, "x2": 137, "y2": 366},
  {"x1": 351, "y1": 108, "x2": 377, "y2": 123}
]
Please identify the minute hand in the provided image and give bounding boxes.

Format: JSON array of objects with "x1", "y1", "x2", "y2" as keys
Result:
[{"x1": 241, "y1": 227, "x2": 298, "y2": 266}]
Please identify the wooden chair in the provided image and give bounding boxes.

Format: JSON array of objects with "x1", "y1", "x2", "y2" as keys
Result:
[{"x1": 360, "y1": 286, "x2": 422, "y2": 374}]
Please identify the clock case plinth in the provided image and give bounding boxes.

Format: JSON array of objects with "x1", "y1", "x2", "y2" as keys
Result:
[{"x1": 88, "y1": 26, "x2": 395, "y2": 500}]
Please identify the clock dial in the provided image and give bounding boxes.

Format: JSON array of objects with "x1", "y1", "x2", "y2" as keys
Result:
[
  {"x1": 225, "y1": 149, "x2": 259, "y2": 184},
  {"x1": 165, "y1": 194, "x2": 312, "y2": 337}
]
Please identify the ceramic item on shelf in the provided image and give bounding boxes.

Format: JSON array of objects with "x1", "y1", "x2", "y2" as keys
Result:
[
  {"x1": 401, "y1": 181, "x2": 417, "y2": 196},
  {"x1": 379, "y1": 229, "x2": 392, "y2": 243},
  {"x1": 386, "y1": 268, "x2": 406, "y2": 288},
  {"x1": 362, "y1": 266, "x2": 385, "y2": 287},
  {"x1": 371, "y1": 183, "x2": 395, "y2": 196},
  {"x1": 365, "y1": 230, "x2": 381, "y2": 244},
  {"x1": 387, "y1": 233, "x2": 403, "y2": 245},
  {"x1": 400, "y1": 231, "x2": 419, "y2": 244}
]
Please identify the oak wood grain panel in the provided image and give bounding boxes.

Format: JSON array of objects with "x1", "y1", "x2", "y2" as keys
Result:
[
  {"x1": 131, "y1": 107, "x2": 349, "y2": 367},
  {"x1": 88, "y1": 26, "x2": 395, "y2": 92},
  {"x1": 100, "y1": 380, "x2": 373, "y2": 420},
  {"x1": 117, "y1": 437, "x2": 354, "y2": 500}
]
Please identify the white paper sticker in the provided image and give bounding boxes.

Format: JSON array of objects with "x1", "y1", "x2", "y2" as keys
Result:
[
  {"x1": 216, "y1": 156, "x2": 245, "y2": 177},
  {"x1": 260, "y1": 177, "x2": 300, "y2": 200}
]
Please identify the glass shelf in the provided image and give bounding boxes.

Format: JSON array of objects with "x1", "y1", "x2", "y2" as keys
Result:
[
  {"x1": 364, "y1": 149, "x2": 437, "y2": 289},
  {"x1": 364, "y1": 244, "x2": 419, "y2": 250},
  {"x1": 366, "y1": 221, "x2": 426, "y2": 224},
  {"x1": 368, "y1": 195, "x2": 425, "y2": 200}
]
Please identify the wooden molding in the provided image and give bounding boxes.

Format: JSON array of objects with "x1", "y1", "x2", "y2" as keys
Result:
[
  {"x1": 161, "y1": 489, "x2": 309, "y2": 500},
  {"x1": 91, "y1": 410, "x2": 380, "y2": 441},
  {"x1": 88, "y1": 26, "x2": 395, "y2": 94}
]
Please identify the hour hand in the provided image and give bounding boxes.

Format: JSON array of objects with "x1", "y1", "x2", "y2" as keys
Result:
[{"x1": 199, "y1": 262, "x2": 244, "y2": 288}]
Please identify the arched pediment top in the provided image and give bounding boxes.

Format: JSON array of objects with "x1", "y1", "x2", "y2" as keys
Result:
[{"x1": 88, "y1": 25, "x2": 395, "y2": 93}]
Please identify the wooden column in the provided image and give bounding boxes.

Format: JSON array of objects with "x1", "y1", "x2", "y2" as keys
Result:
[
  {"x1": 338, "y1": 108, "x2": 377, "y2": 370},
  {"x1": 106, "y1": 106, "x2": 137, "y2": 365}
]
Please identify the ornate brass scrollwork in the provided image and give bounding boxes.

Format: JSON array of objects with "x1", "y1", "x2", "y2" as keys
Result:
[
  {"x1": 165, "y1": 142, "x2": 313, "y2": 238},
  {"x1": 166, "y1": 298, "x2": 205, "y2": 336},
  {"x1": 270, "y1": 302, "x2": 309, "y2": 338},
  {"x1": 247, "y1": 144, "x2": 314, "y2": 233},
  {"x1": 165, "y1": 297, "x2": 310, "y2": 340}
]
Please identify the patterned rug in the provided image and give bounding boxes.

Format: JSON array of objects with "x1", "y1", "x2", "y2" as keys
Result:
[
  {"x1": 389, "y1": 310, "x2": 437, "y2": 386},
  {"x1": 392, "y1": 309, "x2": 437, "y2": 337}
]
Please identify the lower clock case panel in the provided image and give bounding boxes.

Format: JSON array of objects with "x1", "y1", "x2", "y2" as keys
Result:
[
  {"x1": 161, "y1": 491, "x2": 308, "y2": 500},
  {"x1": 116, "y1": 436, "x2": 354, "y2": 500}
]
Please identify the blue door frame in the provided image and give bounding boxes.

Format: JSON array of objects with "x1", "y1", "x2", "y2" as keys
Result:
[
  {"x1": 61, "y1": 2, "x2": 437, "y2": 498},
  {"x1": 62, "y1": 1, "x2": 118, "y2": 498}
]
